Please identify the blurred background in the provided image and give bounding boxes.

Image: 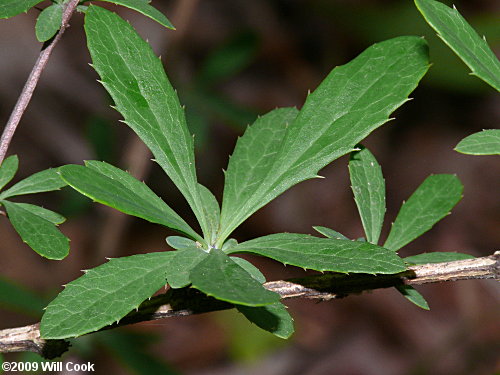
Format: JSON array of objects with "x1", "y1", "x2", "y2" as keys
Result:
[{"x1": 0, "y1": 0, "x2": 499, "y2": 374}]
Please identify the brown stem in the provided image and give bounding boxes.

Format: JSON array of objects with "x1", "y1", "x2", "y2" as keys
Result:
[
  {"x1": 0, "y1": 252, "x2": 498, "y2": 359},
  {"x1": 0, "y1": 0, "x2": 81, "y2": 165}
]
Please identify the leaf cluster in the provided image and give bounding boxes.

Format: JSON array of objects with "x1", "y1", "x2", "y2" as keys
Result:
[
  {"x1": 0, "y1": 0, "x2": 497, "y2": 342},
  {"x1": 0, "y1": 156, "x2": 68, "y2": 259}
]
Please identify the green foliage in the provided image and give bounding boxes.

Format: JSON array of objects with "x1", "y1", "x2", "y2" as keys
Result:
[
  {"x1": 163, "y1": 247, "x2": 207, "y2": 288},
  {"x1": 455, "y1": 129, "x2": 500, "y2": 155},
  {"x1": 35, "y1": 3, "x2": 62, "y2": 42},
  {"x1": 384, "y1": 174, "x2": 463, "y2": 251},
  {"x1": 218, "y1": 36, "x2": 430, "y2": 244},
  {"x1": 0, "y1": 155, "x2": 18, "y2": 190},
  {"x1": 231, "y1": 257, "x2": 266, "y2": 284},
  {"x1": 415, "y1": 0, "x2": 500, "y2": 91},
  {"x1": 0, "y1": 160, "x2": 69, "y2": 259},
  {"x1": 10, "y1": 202, "x2": 65, "y2": 225},
  {"x1": 220, "y1": 107, "x2": 298, "y2": 246},
  {"x1": 1, "y1": 200, "x2": 69, "y2": 259},
  {"x1": 348, "y1": 146, "x2": 386, "y2": 244},
  {"x1": 396, "y1": 285, "x2": 430, "y2": 310},
  {"x1": 229, "y1": 233, "x2": 407, "y2": 274},
  {"x1": 94, "y1": 0, "x2": 174, "y2": 29},
  {"x1": 0, "y1": 168, "x2": 66, "y2": 199},
  {"x1": 85, "y1": 5, "x2": 211, "y2": 242},
  {"x1": 237, "y1": 303, "x2": 294, "y2": 339},
  {"x1": 59, "y1": 162, "x2": 201, "y2": 241},
  {"x1": 165, "y1": 236, "x2": 197, "y2": 250},
  {"x1": 404, "y1": 252, "x2": 474, "y2": 265},
  {"x1": 312, "y1": 226, "x2": 349, "y2": 240},
  {"x1": 0, "y1": 0, "x2": 43, "y2": 19},
  {"x1": 190, "y1": 249, "x2": 280, "y2": 306},
  {"x1": 197, "y1": 183, "x2": 221, "y2": 246},
  {"x1": 230, "y1": 261, "x2": 294, "y2": 339},
  {"x1": 40, "y1": 252, "x2": 174, "y2": 339},
  {"x1": 2, "y1": 0, "x2": 489, "y2": 344}
]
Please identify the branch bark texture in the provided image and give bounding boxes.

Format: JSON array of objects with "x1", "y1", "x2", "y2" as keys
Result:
[
  {"x1": 0, "y1": 0, "x2": 81, "y2": 164},
  {"x1": 0, "y1": 252, "x2": 498, "y2": 359}
]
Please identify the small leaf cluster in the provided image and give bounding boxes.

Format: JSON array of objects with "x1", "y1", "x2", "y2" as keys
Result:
[
  {"x1": 39, "y1": 3, "x2": 458, "y2": 340},
  {"x1": 1, "y1": 0, "x2": 497, "y2": 342},
  {"x1": 0, "y1": 155, "x2": 68, "y2": 259}
]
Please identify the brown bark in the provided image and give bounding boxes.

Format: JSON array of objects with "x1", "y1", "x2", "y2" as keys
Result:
[{"x1": 0, "y1": 252, "x2": 498, "y2": 359}]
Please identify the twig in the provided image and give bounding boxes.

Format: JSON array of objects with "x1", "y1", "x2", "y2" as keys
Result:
[
  {"x1": 0, "y1": 0, "x2": 81, "y2": 165},
  {"x1": 0, "y1": 252, "x2": 498, "y2": 358}
]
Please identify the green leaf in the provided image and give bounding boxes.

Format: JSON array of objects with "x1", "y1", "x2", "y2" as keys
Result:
[
  {"x1": 455, "y1": 129, "x2": 500, "y2": 155},
  {"x1": 222, "y1": 238, "x2": 238, "y2": 251},
  {"x1": 404, "y1": 252, "x2": 474, "y2": 265},
  {"x1": 229, "y1": 233, "x2": 407, "y2": 274},
  {"x1": 0, "y1": 277, "x2": 46, "y2": 317},
  {"x1": 2, "y1": 200, "x2": 69, "y2": 260},
  {"x1": 219, "y1": 107, "x2": 298, "y2": 245},
  {"x1": 218, "y1": 36, "x2": 429, "y2": 244},
  {"x1": 230, "y1": 257, "x2": 266, "y2": 283},
  {"x1": 237, "y1": 303, "x2": 294, "y2": 339},
  {"x1": 348, "y1": 146, "x2": 386, "y2": 244},
  {"x1": 415, "y1": 0, "x2": 500, "y2": 91},
  {"x1": 198, "y1": 184, "x2": 220, "y2": 246},
  {"x1": 164, "y1": 247, "x2": 207, "y2": 288},
  {"x1": 0, "y1": 168, "x2": 66, "y2": 199},
  {"x1": 230, "y1": 257, "x2": 295, "y2": 339},
  {"x1": 35, "y1": 3, "x2": 62, "y2": 42},
  {"x1": 190, "y1": 248, "x2": 280, "y2": 306},
  {"x1": 312, "y1": 226, "x2": 349, "y2": 240},
  {"x1": 396, "y1": 285, "x2": 429, "y2": 310},
  {"x1": 0, "y1": 0, "x2": 44, "y2": 19},
  {"x1": 384, "y1": 174, "x2": 463, "y2": 251},
  {"x1": 85, "y1": 5, "x2": 210, "y2": 239},
  {"x1": 95, "y1": 0, "x2": 174, "y2": 29},
  {"x1": 0, "y1": 155, "x2": 18, "y2": 191},
  {"x1": 166, "y1": 236, "x2": 197, "y2": 250},
  {"x1": 59, "y1": 163, "x2": 201, "y2": 241},
  {"x1": 40, "y1": 252, "x2": 173, "y2": 339},
  {"x1": 12, "y1": 203, "x2": 65, "y2": 224}
]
